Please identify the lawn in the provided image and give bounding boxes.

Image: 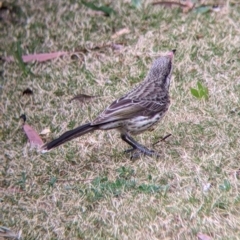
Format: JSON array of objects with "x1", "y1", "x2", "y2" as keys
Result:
[{"x1": 1, "y1": 0, "x2": 240, "y2": 239}]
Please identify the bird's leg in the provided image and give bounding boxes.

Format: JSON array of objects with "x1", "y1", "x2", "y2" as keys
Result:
[{"x1": 120, "y1": 133, "x2": 159, "y2": 158}]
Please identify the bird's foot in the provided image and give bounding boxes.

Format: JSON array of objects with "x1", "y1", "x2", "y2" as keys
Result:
[{"x1": 124, "y1": 147, "x2": 159, "y2": 159}]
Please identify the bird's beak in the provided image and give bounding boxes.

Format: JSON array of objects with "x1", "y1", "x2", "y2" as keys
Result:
[{"x1": 167, "y1": 49, "x2": 176, "y2": 59}]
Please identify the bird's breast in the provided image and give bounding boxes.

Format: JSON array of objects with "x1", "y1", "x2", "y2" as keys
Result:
[{"x1": 125, "y1": 113, "x2": 164, "y2": 135}]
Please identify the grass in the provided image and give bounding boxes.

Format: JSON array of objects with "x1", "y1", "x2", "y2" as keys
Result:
[{"x1": 1, "y1": 0, "x2": 240, "y2": 239}]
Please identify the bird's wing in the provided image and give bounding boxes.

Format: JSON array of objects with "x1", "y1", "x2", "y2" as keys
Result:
[{"x1": 92, "y1": 98, "x2": 167, "y2": 125}]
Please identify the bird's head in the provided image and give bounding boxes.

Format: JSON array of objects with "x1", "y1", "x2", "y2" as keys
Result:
[{"x1": 148, "y1": 49, "x2": 175, "y2": 90}]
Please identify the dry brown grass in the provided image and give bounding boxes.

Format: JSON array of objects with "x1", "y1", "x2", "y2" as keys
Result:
[{"x1": 1, "y1": 0, "x2": 240, "y2": 239}]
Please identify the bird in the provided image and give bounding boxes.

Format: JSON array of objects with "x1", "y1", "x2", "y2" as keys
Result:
[{"x1": 42, "y1": 50, "x2": 175, "y2": 157}]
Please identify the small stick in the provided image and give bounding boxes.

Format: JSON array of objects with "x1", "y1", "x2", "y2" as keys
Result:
[{"x1": 153, "y1": 134, "x2": 172, "y2": 146}]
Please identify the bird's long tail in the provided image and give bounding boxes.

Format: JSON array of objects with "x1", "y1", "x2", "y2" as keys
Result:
[{"x1": 42, "y1": 123, "x2": 96, "y2": 150}]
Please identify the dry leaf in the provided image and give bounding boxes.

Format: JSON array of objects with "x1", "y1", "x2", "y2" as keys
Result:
[
  {"x1": 23, "y1": 124, "x2": 44, "y2": 148},
  {"x1": 111, "y1": 28, "x2": 130, "y2": 39},
  {"x1": 5, "y1": 51, "x2": 68, "y2": 63},
  {"x1": 39, "y1": 128, "x2": 51, "y2": 135},
  {"x1": 70, "y1": 94, "x2": 96, "y2": 103},
  {"x1": 197, "y1": 233, "x2": 212, "y2": 240}
]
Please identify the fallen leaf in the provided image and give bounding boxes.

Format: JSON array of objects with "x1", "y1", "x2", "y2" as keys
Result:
[
  {"x1": 197, "y1": 233, "x2": 212, "y2": 240},
  {"x1": 39, "y1": 128, "x2": 51, "y2": 135},
  {"x1": 70, "y1": 94, "x2": 96, "y2": 103},
  {"x1": 5, "y1": 51, "x2": 68, "y2": 63},
  {"x1": 22, "y1": 88, "x2": 33, "y2": 96},
  {"x1": 23, "y1": 124, "x2": 44, "y2": 148},
  {"x1": 111, "y1": 28, "x2": 130, "y2": 39}
]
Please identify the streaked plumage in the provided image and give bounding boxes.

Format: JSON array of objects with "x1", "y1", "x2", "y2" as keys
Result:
[{"x1": 42, "y1": 50, "x2": 175, "y2": 157}]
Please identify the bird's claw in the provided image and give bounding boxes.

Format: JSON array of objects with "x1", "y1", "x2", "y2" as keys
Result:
[{"x1": 124, "y1": 147, "x2": 160, "y2": 159}]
